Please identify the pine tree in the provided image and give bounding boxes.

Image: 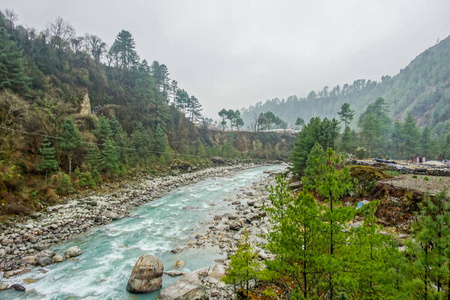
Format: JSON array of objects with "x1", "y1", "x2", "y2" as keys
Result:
[
  {"x1": 223, "y1": 229, "x2": 262, "y2": 298},
  {"x1": 337, "y1": 103, "x2": 355, "y2": 128},
  {"x1": 303, "y1": 148, "x2": 357, "y2": 298},
  {"x1": 153, "y1": 124, "x2": 166, "y2": 156},
  {"x1": 37, "y1": 138, "x2": 58, "y2": 183},
  {"x1": 84, "y1": 144, "x2": 102, "y2": 182},
  {"x1": 0, "y1": 28, "x2": 31, "y2": 96},
  {"x1": 264, "y1": 176, "x2": 327, "y2": 299},
  {"x1": 101, "y1": 139, "x2": 119, "y2": 175},
  {"x1": 60, "y1": 118, "x2": 83, "y2": 175},
  {"x1": 404, "y1": 191, "x2": 450, "y2": 298}
]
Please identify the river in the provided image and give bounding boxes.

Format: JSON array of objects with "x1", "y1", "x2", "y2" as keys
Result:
[{"x1": 2, "y1": 165, "x2": 281, "y2": 299}]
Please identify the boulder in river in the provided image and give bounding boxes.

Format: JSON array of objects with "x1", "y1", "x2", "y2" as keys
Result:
[
  {"x1": 11, "y1": 283, "x2": 26, "y2": 291},
  {"x1": 64, "y1": 246, "x2": 82, "y2": 259},
  {"x1": 157, "y1": 273, "x2": 205, "y2": 300},
  {"x1": 126, "y1": 254, "x2": 164, "y2": 293}
]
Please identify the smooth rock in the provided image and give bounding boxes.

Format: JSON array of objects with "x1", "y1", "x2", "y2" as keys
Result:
[
  {"x1": 105, "y1": 211, "x2": 119, "y2": 220},
  {"x1": 164, "y1": 270, "x2": 186, "y2": 277},
  {"x1": 126, "y1": 254, "x2": 164, "y2": 293},
  {"x1": 11, "y1": 283, "x2": 26, "y2": 291},
  {"x1": 157, "y1": 273, "x2": 205, "y2": 300},
  {"x1": 53, "y1": 254, "x2": 64, "y2": 263},
  {"x1": 0, "y1": 283, "x2": 8, "y2": 290},
  {"x1": 229, "y1": 220, "x2": 244, "y2": 231},
  {"x1": 64, "y1": 246, "x2": 82, "y2": 258},
  {"x1": 35, "y1": 250, "x2": 55, "y2": 267}
]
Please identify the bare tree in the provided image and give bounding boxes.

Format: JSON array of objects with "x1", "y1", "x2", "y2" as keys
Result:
[
  {"x1": 4, "y1": 9, "x2": 18, "y2": 29},
  {"x1": 85, "y1": 34, "x2": 107, "y2": 62},
  {"x1": 46, "y1": 17, "x2": 75, "y2": 49}
]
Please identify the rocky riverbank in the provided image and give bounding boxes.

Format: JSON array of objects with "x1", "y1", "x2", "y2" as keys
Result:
[
  {"x1": 0, "y1": 163, "x2": 273, "y2": 278},
  {"x1": 156, "y1": 168, "x2": 283, "y2": 299}
]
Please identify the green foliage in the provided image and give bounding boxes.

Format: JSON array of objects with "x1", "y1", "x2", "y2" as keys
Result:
[
  {"x1": 0, "y1": 28, "x2": 30, "y2": 96},
  {"x1": 101, "y1": 139, "x2": 119, "y2": 175},
  {"x1": 55, "y1": 172, "x2": 74, "y2": 195},
  {"x1": 222, "y1": 229, "x2": 262, "y2": 297},
  {"x1": 153, "y1": 124, "x2": 166, "y2": 156},
  {"x1": 60, "y1": 118, "x2": 83, "y2": 174},
  {"x1": 37, "y1": 138, "x2": 58, "y2": 182},
  {"x1": 338, "y1": 103, "x2": 355, "y2": 128},
  {"x1": 264, "y1": 176, "x2": 327, "y2": 298},
  {"x1": 291, "y1": 117, "x2": 339, "y2": 176},
  {"x1": 403, "y1": 191, "x2": 450, "y2": 298}
]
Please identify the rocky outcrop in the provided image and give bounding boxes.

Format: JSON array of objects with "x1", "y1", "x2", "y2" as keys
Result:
[
  {"x1": 126, "y1": 254, "x2": 164, "y2": 294},
  {"x1": 157, "y1": 273, "x2": 205, "y2": 300}
]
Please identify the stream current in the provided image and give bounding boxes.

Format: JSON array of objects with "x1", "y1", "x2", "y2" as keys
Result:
[{"x1": 3, "y1": 165, "x2": 281, "y2": 299}]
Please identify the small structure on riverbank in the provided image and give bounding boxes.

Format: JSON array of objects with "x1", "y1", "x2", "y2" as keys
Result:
[{"x1": 411, "y1": 156, "x2": 426, "y2": 163}]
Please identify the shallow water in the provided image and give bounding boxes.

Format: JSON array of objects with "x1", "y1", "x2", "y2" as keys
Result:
[{"x1": 2, "y1": 165, "x2": 281, "y2": 299}]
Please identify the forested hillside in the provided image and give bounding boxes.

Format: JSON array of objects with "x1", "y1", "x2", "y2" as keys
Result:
[
  {"x1": 0, "y1": 11, "x2": 287, "y2": 216},
  {"x1": 242, "y1": 35, "x2": 450, "y2": 137}
]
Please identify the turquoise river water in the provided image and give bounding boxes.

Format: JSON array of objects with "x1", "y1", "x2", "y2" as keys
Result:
[{"x1": 2, "y1": 165, "x2": 281, "y2": 299}]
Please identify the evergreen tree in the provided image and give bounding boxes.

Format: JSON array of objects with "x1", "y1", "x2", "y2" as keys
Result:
[
  {"x1": 84, "y1": 143, "x2": 102, "y2": 181},
  {"x1": 303, "y1": 148, "x2": 356, "y2": 298},
  {"x1": 95, "y1": 115, "x2": 113, "y2": 145},
  {"x1": 264, "y1": 176, "x2": 327, "y2": 298},
  {"x1": 404, "y1": 191, "x2": 450, "y2": 298},
  {"x1": 218, "y1": 108, "x2": 228, "y2": 132},
  {"x1": 337, "y1": 103, "x2": 355, "y2": 128},
  {"x1": 339, "y1": 126, "x2": 357, "y2": 154},
  {"x1": 108, "y1": 30, "x2": 139, "y2": 69},
  {"x1": 101, "y1": 139, "x2": 119, "y2": 175},
  {"x1": 59, "y1": 118, "x2": 83, "y2": 175},
  {"x1": 0, "y1": 28, "x2": 30, "y2": 96},
  {"x1": 295, "y1": 117, "x2": 305, "y2": 130},
  {"x1": 153, "y1": 124, "x2": 166, "y2": 156},
  {"x1": 223, "y1": 229, "x2": 262, "y2": 298},
  {"x1": 37, "y1": 138, "x2": 58, "y2": 182},
  {"x1": 420, "y1": 126, "x2": 432, "y2": 158},
  {"x1": 403, "y1": 113, "x2": 420, "y2": 158}
]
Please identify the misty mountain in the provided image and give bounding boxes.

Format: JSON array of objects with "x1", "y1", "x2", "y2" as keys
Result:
[{"x1": 242, "y1": 35, "x2": 450, "y2": 136}]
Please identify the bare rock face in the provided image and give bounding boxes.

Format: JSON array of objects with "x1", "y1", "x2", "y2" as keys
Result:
[
  {"x1": 157, "y1": 273, "x2": 205, "y2": 300},
  {"x1": 126, "y1": 254, "x2": 164, "y2": 294}
]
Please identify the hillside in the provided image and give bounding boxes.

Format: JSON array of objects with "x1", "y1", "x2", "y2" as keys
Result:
[
  {"x1": 0, "y1": 12, "x2": 288, "y2": 217},
  {"x1": 242, "y1": 35, "x2": 450, "y2": 137}
]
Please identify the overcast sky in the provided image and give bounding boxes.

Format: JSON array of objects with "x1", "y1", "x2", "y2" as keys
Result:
[{"x1": 2, "y1": 0, "x2": 450, "y2": 118}]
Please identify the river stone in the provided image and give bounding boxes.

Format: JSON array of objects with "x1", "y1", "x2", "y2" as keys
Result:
[
  {"x1": 175, "y1": 260, "x2": 186, "y2": 268},
  {"x1": 105, "y1": 211, "x2": 119, "y2": 220},
  {"x1": 0, "y1": 283, "x2": 8, "y2": 290},
  {"x1": 157, "y1": 273, "x2": 205, "y2": 300},
  {"x1": 53, "y1": 253, "x2": 64, "y2": 263},
  {"x1": 35, "y1": 249, "x2": 55, "y2": 267},
  {"x1": 164, "y1": 270, "x2": 186, "y2": 277},
  {"x1": 126, "y1": 254, "x2": 164, "y2": 293},
  {"x1": 65, "y1": 246, "x2": 82, "y2": 258},
  {"x1": 229, "y1": 220, "x2": 244, "y2": 231},
  {"x1": 11, "y1": 283, "x2": 26, "y2": 291}
]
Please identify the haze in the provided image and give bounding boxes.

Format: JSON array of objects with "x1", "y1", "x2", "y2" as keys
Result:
[{"x1": 2, "y1": 0, "x2": 449, "y2": 118}]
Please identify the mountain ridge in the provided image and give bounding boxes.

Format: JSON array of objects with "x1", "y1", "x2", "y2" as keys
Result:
[{"x1": 241, "y1": 35, "x2": 450, "y2": 136}]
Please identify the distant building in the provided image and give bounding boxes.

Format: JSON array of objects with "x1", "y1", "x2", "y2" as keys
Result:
[{"x1": 411, "y1": 156, "x2": 426, "y2": 163}]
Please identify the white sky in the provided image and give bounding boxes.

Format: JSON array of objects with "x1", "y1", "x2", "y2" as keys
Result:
[{"x1": 2, "y1": 0, "x2": 450, "y2": 118}]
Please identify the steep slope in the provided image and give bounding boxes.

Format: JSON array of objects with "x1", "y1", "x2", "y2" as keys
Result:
[{"x1": 242, "y1": 35, "x2": 450, "y2": 136}]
